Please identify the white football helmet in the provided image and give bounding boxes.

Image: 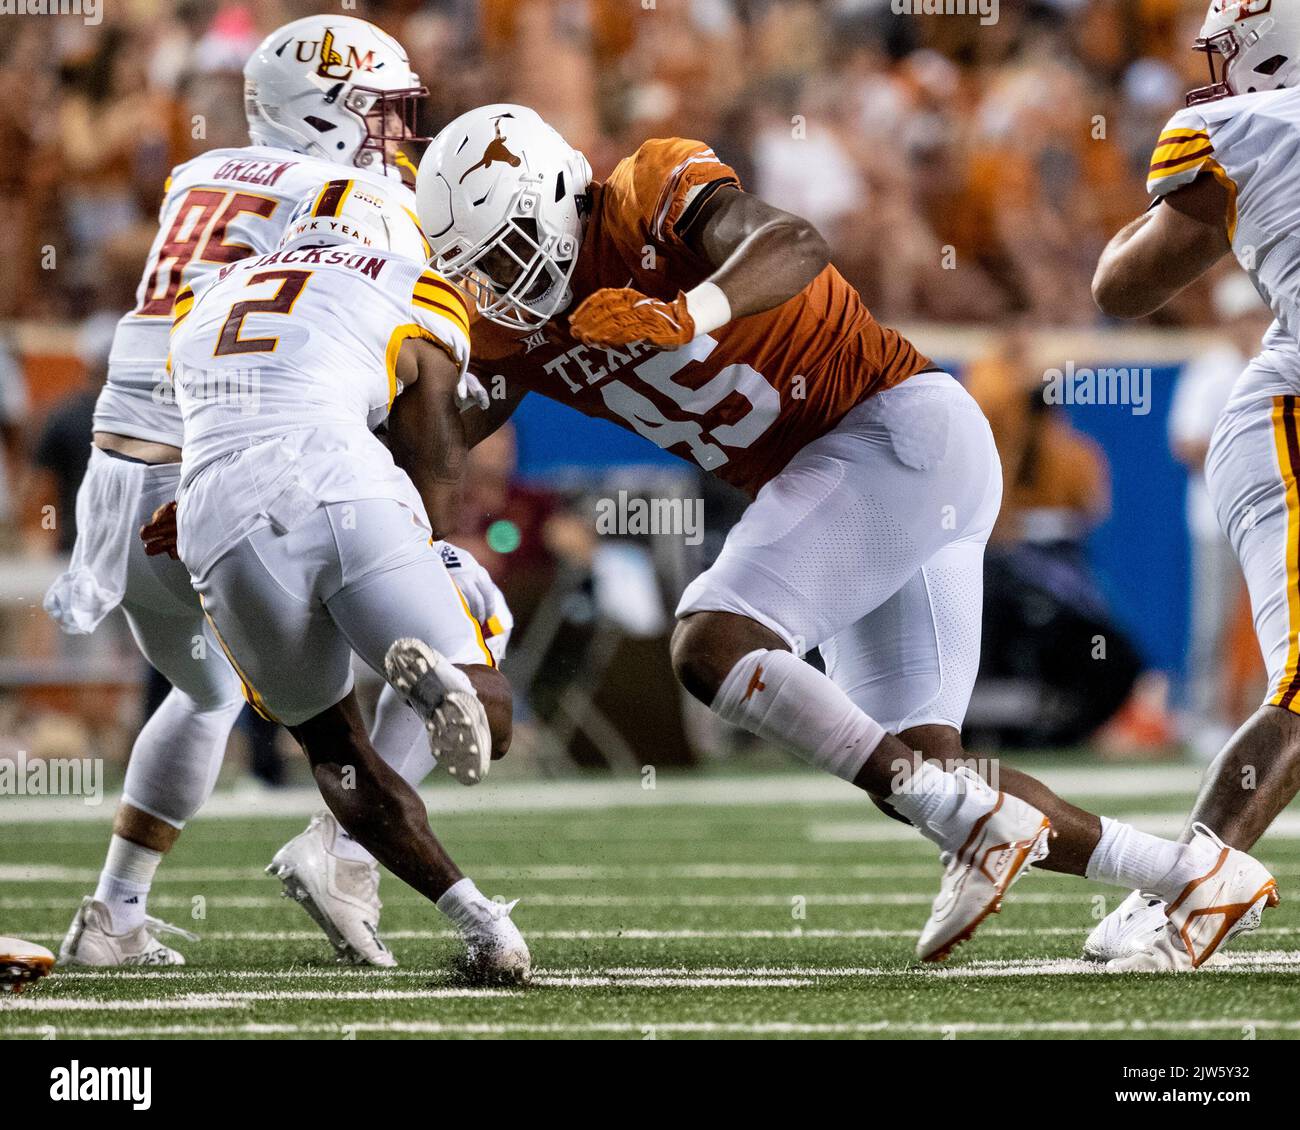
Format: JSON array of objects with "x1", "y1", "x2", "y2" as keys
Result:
[
  {"x1": 279, "y1": 179, "x2": 431, "y2": 263},
  {"x1": 1189, "y1": 0, "x2": 1300, "y2": 105},
  {"x1": 416, "y1": 104, "x2": 592, "y2": 331},
  {"x1": 244, "y1": 15, "x2": 427, "y2": 178}
]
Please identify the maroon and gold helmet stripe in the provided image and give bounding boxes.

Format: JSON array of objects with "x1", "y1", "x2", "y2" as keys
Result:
[{"x1": 311, "y1": 179, "x2": 354, "y2": 219}]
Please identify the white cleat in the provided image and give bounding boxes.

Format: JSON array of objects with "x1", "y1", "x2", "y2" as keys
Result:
[
  {"x1": 449, "y1": 898, "x2": 531, "y2": 986},
  {"x1": 267, "y1": 813, "x2": 396, "y2": 968},
  {"x1": 1154, "y1": 823, "x2": 1278, "y2": 970},
  {"x1": 917, "y1": 769, "x2": 1052, "y2": 963},
  {"x1": 1105, "y1": 920, "x2": 1227, "y2": 973},
  {"x1": 1082, "y1": 888, "x2": 1167, "y2": 963},
  {"x1": 385, "y1": 638, "x2": 492, "y2": 786},
  {"x1": 58, "y1": 896, "x2": 195, "y2": 967}
]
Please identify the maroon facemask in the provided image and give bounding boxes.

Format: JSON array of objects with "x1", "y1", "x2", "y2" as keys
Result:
[{"x1": 1187, "y1": 31, "x2": 1238, "y2": 106}]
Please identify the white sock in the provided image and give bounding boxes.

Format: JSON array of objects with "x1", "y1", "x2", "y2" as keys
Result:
[
  {"x1": 436, "y1": 877, "x2": 494, "y2": 927},
  {"x1": 1085, "y1": 817, "x2": 1188, "y2": 894},
  {"x1": 886, "y1": 760, "x2": 996, "y2": 852},
  {"x1": 711, "y1": 649, "x2": 886, "y2": 781},
  {"x1": 93, "y1": 835, "x2": 163, "y2": 933}
]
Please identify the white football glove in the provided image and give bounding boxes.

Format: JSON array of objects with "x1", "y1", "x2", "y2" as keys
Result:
[
  {"x1": 437, "y1": 540, "x2": 513, "y2": 664},
  {"x1": 456, "y1": 371, "x2": 490, "y2": 411}
]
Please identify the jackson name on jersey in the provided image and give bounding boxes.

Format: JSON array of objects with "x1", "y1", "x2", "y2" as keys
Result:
[{"x1": 96, "y1": 146, "x2": 419, "y2": 448}]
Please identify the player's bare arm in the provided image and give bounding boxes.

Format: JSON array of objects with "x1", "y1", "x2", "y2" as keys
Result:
[
  {"x1": 686, "y1": 185, "x2": 831, "y2": 314},
  {"x1": 388, "y1": 338, "x2": 513, "y2": 758},
  {"x1": 569, "y1": 186, "x2": 830, "y2": 348},
  {"x1": 389, "y1": 336, "x2": 471, "y2": 539},
  {"x1": 459, "y1": 374, "x2": 528, "y2": 449},
  {"x1": 1092, "y1": 172, "x2": 1232, "y2": 317}
]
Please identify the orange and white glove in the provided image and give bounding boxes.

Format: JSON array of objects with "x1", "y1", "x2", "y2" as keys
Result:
[{"x1": 569, "y1": 287, "x2": 694, "y2": 349}]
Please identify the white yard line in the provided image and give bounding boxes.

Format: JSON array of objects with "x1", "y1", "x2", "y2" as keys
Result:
[
  {"x1": 0, "y1": 764, "x2": 1211, "y2": 824},
  {"x1": 0, "y1": 997, "x2": 252, "y2": 1013},
  {"x1": 21, "y1": 952, "x2": 1300, "y2": 997},
  {"x1": 0, "y1": 987, "x2": 516, "y2": 1012}
]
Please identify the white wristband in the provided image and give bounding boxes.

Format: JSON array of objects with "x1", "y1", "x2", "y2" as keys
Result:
[{"x1": 684, "y1": 281, "x2": 732, "y2": 337}]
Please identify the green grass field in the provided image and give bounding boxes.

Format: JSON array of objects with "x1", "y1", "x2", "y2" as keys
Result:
[{"x1": 3, "y1": 763, "x2": 1299, "y2": 1040}]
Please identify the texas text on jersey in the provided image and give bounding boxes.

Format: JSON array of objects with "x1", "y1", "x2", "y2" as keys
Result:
[{"x1": 467, "y1": 138, "x2": 933, "y2": 497}]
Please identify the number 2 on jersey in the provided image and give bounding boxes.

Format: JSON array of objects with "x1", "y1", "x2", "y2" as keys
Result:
[{"x1": 214, "y1": 270, "x2": 312, "y2": 356}]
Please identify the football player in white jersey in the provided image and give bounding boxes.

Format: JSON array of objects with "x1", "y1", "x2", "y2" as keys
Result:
[
  {"x1": 51, "y1": 15, "x2": 506, "y2": 970},
  {"x1": 162, "y1": 180, "x2": 528, "y2": 983},
  {"x1": 1092, "y1": 0, "x2": 1300, "y2": 970}
]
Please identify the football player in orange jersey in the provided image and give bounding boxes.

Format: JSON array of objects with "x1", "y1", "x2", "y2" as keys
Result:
[{"x1": 414, "y1": 104, "x2": 1276, "y2": 964}]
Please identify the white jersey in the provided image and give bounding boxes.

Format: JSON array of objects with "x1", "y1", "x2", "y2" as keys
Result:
[
  {"x1": 169, "y1": 245, "x2": 469, "y2": 580},
  {"x1": 1149, "y1": 87, "x2": 1300, "y2": 400},
  {"x1": 95, "y1": 146, "x2": 417, "y2": 446}
]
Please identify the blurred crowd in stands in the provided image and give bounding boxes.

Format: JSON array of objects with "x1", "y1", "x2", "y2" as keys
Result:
[{"x1": 0, "y1": 0, "x2": 1232, "y2": 326}]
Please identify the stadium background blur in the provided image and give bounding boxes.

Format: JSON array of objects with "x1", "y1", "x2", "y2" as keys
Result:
[{"x1": 0, "y1": 0, "x2": 1270, "y2": 782}]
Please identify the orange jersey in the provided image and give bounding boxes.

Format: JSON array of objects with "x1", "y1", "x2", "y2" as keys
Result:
[{"x1": 470, "y1": 138, "x2": 932, "y2": 496}]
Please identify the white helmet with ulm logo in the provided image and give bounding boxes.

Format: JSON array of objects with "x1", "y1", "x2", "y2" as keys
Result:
[
  {"x1": 244, "y1": 15, "x2": 427, "y2": 178},
  {"x1": 416, "y1": 104, "x2": 593, "y2": 331},
  {"x1": 1188, "y1": 0, "x2": 1300, "y2": 105}
]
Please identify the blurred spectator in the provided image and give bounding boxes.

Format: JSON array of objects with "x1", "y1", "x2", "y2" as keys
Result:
[
  {"x1": 967, "y1": 327, "x2": 1111, "y2": 544},
  {"x1": 966, "y1": 330, "x2": 1143, "y2": 749},
  {"x1": 27, "y1": 314, "x2": 118, "y2": 555},
  {"x1": 452, "y1": 424, "x2": 561, "y2": 636},
  {"x1": 0, "y1": 332, "x2": 31, "y2": 549},
  {"x1": 1168, "y1": 274, "x2": 1273, "y2": 758}
]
